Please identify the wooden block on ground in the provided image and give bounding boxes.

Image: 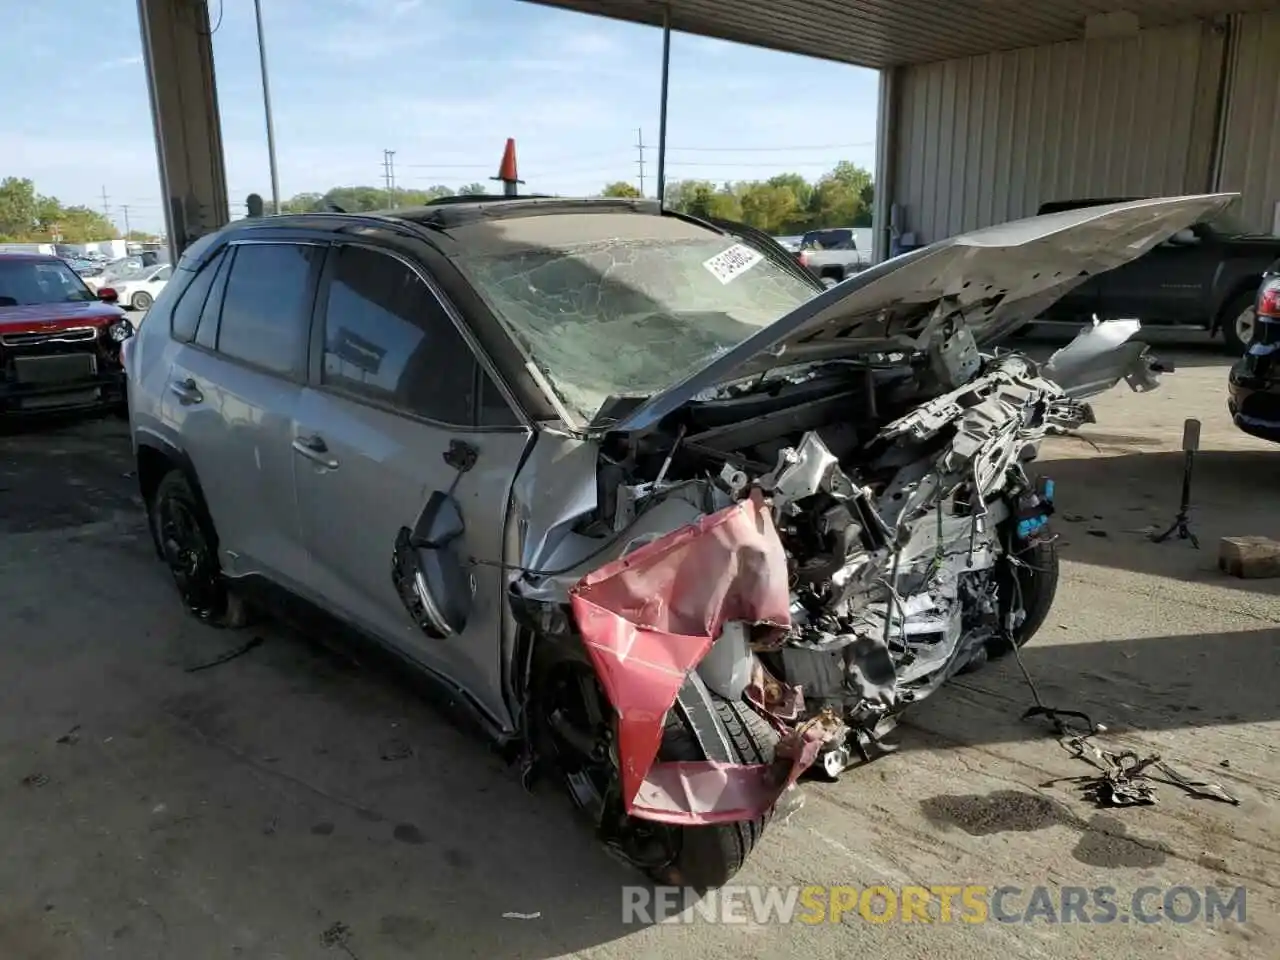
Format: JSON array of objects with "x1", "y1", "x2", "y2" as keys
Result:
[{"x1": 1218, "y1": 536, "x2": 1280, "y2": 579}]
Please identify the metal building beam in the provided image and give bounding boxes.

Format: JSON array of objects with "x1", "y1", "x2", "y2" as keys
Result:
[
  {"x1": 137, "y1": 0, "x2": 230, "y2": 265},
  {"x1": 871, "y1": 67, "x2": 899, "y2": 264}
]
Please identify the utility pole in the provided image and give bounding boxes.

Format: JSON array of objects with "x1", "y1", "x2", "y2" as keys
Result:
[
  {"x1": 253, "y1": 0, "x2": 282, "y2": 214},
  {"x1": 121, "y1": 205, "x2": 131, "y2": 238},
  {"x1": 383, "y1": 149, "x2": 397, "y2": 208},
  {"x1": 100, "y1": 185, "x2": 110, "y2": 220},
  {"x1": 636, "y1": 128, "x2": 646, "y2": 196}
]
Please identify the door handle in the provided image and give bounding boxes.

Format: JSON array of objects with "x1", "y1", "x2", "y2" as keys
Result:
[
  {"x1": 168, "y1": 377, "x2": 203, "y2": 405},
  {"x1": 292, "y1": 434, "x2": 339, "y2": 469}
]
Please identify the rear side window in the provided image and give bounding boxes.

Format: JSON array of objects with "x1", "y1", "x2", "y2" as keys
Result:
[
  {"x1": 216, "y1": 243, "x2": 320, "y2": 379},
  {"x1": 170, "y1": 249, "x2": 225, "y2": 343},
  {"x1": 321, "y1": 244, "x2": 510, "y2": 426}
]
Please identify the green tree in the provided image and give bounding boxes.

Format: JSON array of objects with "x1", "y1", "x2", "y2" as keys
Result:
[
  {"x1": 264, "y1": 163, "x2": 875, "y2": 233},
  {"x1": 280, "y1": 191, "x2": 324, "y2": 213},
  {"x1": 0, "y1": 177, "x2": 116, "y2": 241},
  {"x1": 600, "y1": 181, "x2": 642, "y2": 198},
  {"x1": 0, "y1": 177, "x2": 39, "y2": 239},
  {"x1": 57, "y1": 206, "x2": 117, "y2": 242},
  {"x1": 739, "y1": 182, "x2": 801, "y2": 233},
  {"x1": 807, "y1": 161, "x2": 873, "y2": 227}
]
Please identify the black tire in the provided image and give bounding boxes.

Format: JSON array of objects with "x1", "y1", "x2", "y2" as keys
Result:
[
  {"x1": 532, "y1": 640, "x2": 777, "y2": 891},
  {"x1": 986, "y1": 535, "x2": 1059, "y2": 660},
  {"x1": 149, "y1": 469, "x2": 252, "y2": 628},
  {"x1": 1219, "y1": 289, "x2": 1257, "y2": 355},
  {"x1": 654, "y1": 693, "x2": 778, "y2": 891},
  {"x1": 132, "y1": 291, "x2": 154, "y2": 312}
]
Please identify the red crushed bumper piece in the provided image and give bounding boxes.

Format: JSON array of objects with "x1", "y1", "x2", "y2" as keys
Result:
[{"x1": 569, "y1": 493, "x2": 818, "y2": 825}]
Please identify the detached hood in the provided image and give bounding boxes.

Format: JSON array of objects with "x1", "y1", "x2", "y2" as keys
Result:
[{"x1": 613, "y1": 193, "x2": 1236, "y2": 434}]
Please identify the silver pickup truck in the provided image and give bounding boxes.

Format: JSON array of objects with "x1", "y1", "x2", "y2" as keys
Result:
[{"x1": 796, "y1": 226, "x2": 872, "y2": 285}]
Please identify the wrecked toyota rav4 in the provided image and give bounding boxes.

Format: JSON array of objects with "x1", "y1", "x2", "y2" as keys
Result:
[{"x1": 128, "y1": 192, "x2": 1233, "y2": 891}]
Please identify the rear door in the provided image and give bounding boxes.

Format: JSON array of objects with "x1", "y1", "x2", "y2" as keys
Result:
[
  {"x1": 163, "y1": 239, "x2": 323, "y2": 592},
  {"x1": 293, "y1": 241, "x2": 532, "y2": 724}
]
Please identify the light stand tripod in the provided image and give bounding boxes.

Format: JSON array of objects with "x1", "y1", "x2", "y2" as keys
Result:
[{"x1": 1150, "y1": 418, "x2": 1200, "y2": 549}]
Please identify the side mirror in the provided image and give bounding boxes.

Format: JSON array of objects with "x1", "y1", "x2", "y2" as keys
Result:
[
  {"x1": 97, "y1": 287, "x2": 118, "y2": 304},
  {"x1": 1168, "y1": 229, "x2": 1198, "y2": 245},
  {"x1": 391, "y1": 491, "x2": 471, "y2": 638}
]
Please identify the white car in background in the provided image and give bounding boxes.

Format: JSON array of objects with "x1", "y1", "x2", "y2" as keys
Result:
[{"x1": 111, "y1": 263, "x2": 171, "y2": 311}]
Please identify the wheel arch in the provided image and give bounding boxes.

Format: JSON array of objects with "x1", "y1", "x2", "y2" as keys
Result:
[
  {"x1": 1210, "y1": 277, "x2": 1261, "y2": 333},
  {"x1": 135, "y1": 436, "x2": 218, "y2": 557}
]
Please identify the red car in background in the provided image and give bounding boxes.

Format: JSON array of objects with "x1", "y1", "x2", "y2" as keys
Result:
[{"x1": 0, "y1": 253, "x2": 135, "y2": 417}]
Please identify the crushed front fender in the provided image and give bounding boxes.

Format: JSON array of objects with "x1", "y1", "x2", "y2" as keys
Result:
[{"x1": 568, "y1": 493, "x2": 817, "y2": 825}]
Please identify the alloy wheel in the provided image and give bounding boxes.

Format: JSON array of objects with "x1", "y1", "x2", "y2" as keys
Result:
[
  {"x1": 158, "y1": 496, "x2": 223, "y2": 620},
  {"x1": 1235, "y1": 306, "x2": 1257, "y2": 348}
]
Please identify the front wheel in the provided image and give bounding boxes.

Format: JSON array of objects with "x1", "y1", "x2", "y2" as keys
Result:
[
  {"x1": 986, "y1": 535, "x2": 1059, "y2": 660},
  {"x1": 131, "y1": 291, "x2": 154, "y2": 312},
  {"x1": 531, "y1": 639, "x2": 777, "y2": 891}
]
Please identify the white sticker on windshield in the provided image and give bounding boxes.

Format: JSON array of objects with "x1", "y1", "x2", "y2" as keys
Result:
[{"x1": 703, "y1": 243, "x2": 763, "y2": 285}]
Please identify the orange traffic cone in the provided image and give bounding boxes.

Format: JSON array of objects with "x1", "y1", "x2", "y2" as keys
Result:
[{"x1": 491, "y1": 138, "x2": 526, "y2": 196}]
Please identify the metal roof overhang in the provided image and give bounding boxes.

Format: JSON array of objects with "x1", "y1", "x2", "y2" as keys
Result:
[{"x1": 521, "y1": 0, "x2": 1279, "y2": 67}]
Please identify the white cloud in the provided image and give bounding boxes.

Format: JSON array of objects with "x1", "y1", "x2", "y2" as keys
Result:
[
  {"x1": 558, "y1": 29, "x2": 625, "y2": 58},
  {"x1": 102, "y1": 54, "x2": 143, "y2": 68}
]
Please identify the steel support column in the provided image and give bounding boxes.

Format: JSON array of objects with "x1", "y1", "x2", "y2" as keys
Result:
[
  {"x1": 138, "y1": 0, "x2": 230, "y2": 265},
  {"x1": 871, "y1": 66, "x2": 899, "y2": 264}
]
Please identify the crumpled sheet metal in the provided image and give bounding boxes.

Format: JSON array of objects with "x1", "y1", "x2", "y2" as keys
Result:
[{"x1": 569, "y1": 493, "x2": 818, "y2": 825}]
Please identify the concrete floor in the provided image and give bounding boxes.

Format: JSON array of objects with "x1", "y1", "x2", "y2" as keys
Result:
[{"x1": 1, "y1": 329, "x2": 1277, "y2": 959}]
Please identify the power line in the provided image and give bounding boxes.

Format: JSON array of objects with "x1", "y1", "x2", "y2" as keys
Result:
[{"x1": 664, "y1": 141, "x2": 875, "y2": 152}]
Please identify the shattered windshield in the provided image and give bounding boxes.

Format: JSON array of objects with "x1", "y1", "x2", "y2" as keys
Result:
[{"x1": 450, "y1": 213, "x2": 818, "y2": 424}]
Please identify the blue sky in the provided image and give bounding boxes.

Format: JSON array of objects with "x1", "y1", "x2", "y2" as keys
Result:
[{"x1": 3, "y1": 0, "x2": 878, "y2": 234}]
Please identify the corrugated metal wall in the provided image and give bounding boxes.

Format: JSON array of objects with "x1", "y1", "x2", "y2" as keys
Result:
[
  {"x1": 891, "y1": 20, "x2": 1226, "y2": 244},
  {"x1": 1217, "y1": 10, "x2": 1280, "y2": 233}
]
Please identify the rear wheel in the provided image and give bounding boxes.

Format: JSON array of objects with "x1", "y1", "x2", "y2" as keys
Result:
[
  {"x1": 1220, "y1": 290, "x2": 1258, "y2": 355},
  {"x1": 132, "y1": 291, "x2": 154, "y2": 312},
  {"x1": 149, "y1": 469, "x2": 252, "y2": 628},
  {"x1": 532, "y1": 639, "x2": 777, "y2": 891}
]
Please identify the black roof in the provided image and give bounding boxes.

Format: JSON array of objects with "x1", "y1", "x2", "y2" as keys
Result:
[
  {"x1": 395, "y1": 195, "x2": 661, "y2": 228},
  {"x1": 227, "y1": 196, "x2": 663, "y2": 239}
]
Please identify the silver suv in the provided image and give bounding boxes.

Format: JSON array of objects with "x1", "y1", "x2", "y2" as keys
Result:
[{"x1": 126, "y1": 194, "x2": 1223, "y2": 889}]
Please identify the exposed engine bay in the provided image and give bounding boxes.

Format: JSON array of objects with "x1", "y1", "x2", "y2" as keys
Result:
[{"x1": 512, "y1": 320, "x2": 1161, "y2": 807}]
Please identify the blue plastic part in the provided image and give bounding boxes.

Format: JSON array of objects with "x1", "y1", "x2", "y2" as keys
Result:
[{"x1": 1017, "y1": 515, "x2": 1049, "y2": 539}]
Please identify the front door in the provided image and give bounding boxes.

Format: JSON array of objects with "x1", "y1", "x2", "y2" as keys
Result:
[{"x1": 292, "y1": 242, "x2": 531, "y2": 727}]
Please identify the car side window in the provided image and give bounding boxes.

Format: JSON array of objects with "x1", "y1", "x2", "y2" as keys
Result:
[
  {"x1": 194, "y1": 250, "x2": 232, "y2": 350},
  {"x1": 215, "y1": 243, "x2": 319, "y2": 379},
  {"x1": 170, "y1": 249, "x2": 225, "y2": 343},
  {"x1": 321, "y1": 244, "x2": 514, "y2": 427}
]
